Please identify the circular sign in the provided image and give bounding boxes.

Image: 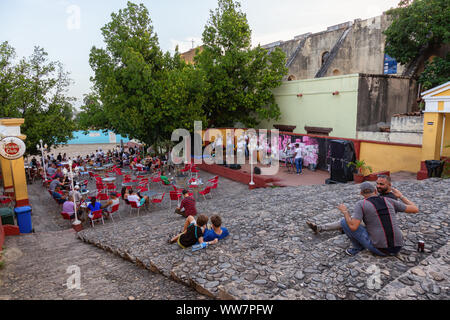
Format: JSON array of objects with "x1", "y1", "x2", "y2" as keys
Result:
[{"x1": 0, "y1": 136, "x2": 26, "y2": 160}]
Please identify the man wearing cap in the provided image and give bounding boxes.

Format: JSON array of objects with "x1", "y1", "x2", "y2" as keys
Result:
[
  {"x1": 306, "y1": 175, "x2": 401, "y2": 234},
  {"x1": 69, "y1": 185, "x2": 82, "y2": 203},
  {"x1": 337, "y1": 181, "x2": 418, "y2": 256}
]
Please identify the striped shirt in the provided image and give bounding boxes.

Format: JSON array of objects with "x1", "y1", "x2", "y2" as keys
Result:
[{"x1": 180, "y1": 197, "x2": 197, "y2": 217}]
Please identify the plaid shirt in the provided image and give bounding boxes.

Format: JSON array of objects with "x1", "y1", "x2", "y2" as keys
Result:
[{"x1": 180, "y1": 196, "x2": 197, "y2": 216}]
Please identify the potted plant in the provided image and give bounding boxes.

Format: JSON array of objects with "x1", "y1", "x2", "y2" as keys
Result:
[{"x1": 347, "y1": 160, "x2": 372, "y2": 184}]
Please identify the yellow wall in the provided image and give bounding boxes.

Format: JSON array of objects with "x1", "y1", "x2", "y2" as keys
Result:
[
  {"x1": 422, "y1": 113, "x2": 444, "y2": 161},
  {"x1": 10, "y1": 157, "x2": 28, "y2": 203},
  {"x1": 360, "y1": 142, "x2": 422, "y2": 173},
  {"x1": 443, "y1": 114, "x2": 450, "y2": 157},
  {"x1": 0, "y1": 156, "x2": 13, "y2": 189}
]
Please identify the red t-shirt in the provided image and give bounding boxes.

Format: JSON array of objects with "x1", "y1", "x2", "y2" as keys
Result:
[{"x1": 180, "y1": 197, "x2": 197, "y2": 216}]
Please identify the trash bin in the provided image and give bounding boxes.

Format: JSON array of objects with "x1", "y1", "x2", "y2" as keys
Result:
[
  {"x1": 425, "y1": 160, "x2": 445, "y2": 178},
  {"x1": 14, "y1": 206, "x2": 32, "y2": 234},
  {"x1": 0, "y1": 207, "x2": 15, "y2": 225}
]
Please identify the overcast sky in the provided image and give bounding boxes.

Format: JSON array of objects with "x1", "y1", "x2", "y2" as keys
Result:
[{"x1": 0, "y1": 0, "x2": 400, "y2": 109}]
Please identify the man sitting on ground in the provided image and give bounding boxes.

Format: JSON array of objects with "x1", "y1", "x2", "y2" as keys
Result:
[
  {"x1": 306, "y1": 175, "x2": 401, "y2": 234},
  {"x1": 203, "y1": 214, "x2": 229, "y2": 242},
  {"x1": 339, "y1": 181, "x2": 418, "y2": 256},
  {"x1": 175, "y1": 189, "x2": 197, "y2": 217},
  {"x1": 169, "y1": 214, "x2": 218, "y2": 249},
  {"x1": 376, "y1": 174, "x2": 398, "y2": 200}
]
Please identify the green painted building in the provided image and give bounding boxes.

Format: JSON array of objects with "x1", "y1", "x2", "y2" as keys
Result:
[{"x1": 260, "y1": 73, "x2": 418, "y2": 139}]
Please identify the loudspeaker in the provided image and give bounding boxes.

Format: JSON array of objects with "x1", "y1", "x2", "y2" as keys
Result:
[
  {"x1": 254, "y1": 167, "x2": 261, "y2": 175},
  {"x1": 329, "y1": 140, "x2": 356, "y2": 183}
]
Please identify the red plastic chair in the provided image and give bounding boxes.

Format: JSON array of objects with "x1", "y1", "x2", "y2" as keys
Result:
[
  {"x1": 190, "y1": 167, "x2": 199, "y2": 179},
  {"x1": 109, "y1": 204, "x2": 121, "y2": 222},
  {"x1": 0, "y1": 195, "x2": 13, "y2": 208},
  {"x1": 129, "y1": 200, "x2": 142, "y2": 216},
  {"x1": 61, "y1": 211, "x2": 74, "y2": 226},
  {"x1": 208, "y1": 176, "x2": 219, "y2": 183},
  {"x1": 106, "y1": 183, "x2": 116, "y2": 194},
  {"x1": 199, "y1": 186, "x2": 212, "y2": 200},
  {"x1": 137, "y1": 186, "x2": 148, "y2": 192},
  {"x1": 97, "y1": 193, "x2": 109, "y2": 201},
  {"x1": 180, "y1": 164, "x2": 191, "y2": 173},
  {"x1": 89, "y1": 210, "x2": 104, "y2": 227},
  {"x1": 151, "y1": 193, "x2": 165, "y2": 208},
  {"x1": 151, "y1": 176, "x2": 162, "y2": 183},
  {"x1": 169, "y1": 191, "x2": 182, "y2": 209}
]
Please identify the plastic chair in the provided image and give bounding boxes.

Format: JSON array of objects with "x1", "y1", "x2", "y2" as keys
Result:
[
  {"x1": 129, "y1": 201, "x2": 142, "y2": 216},
  {"x1": 199, "y1": 186, "x2": 212, "y2": 200},
  {"x1": 109, "y1": 204, "x2": 121, "y2": 222},
  {"x1": 169, "y1": 190, "x2": 182, "y2": 209},
  {"x1": 151, "y1": 193, "x2": 165, "y2": 208},
  {"x1": 0, "y1": 195, "x2": 14, "y2": 208},
  {"x1": 208, "y1": 176, "x2": 219, "y2": 183},
  {"x1": 97, "y1": 193, "x2": 109, "y2": 201},
  {"x1": 190, "y1": 167, "x2": 199, "y2": 179},
  {"x1": 106, "y1": 184, "x2": 116, "y2": 194},
  {"x1": 89, "y1": 210, "x2": 104, "y2": 227},
  {"x1": 151, "y1": 176, "x2": 162, "y2": 183},
  {"x1": 61, "y1": 211, "x2": 74, "y2": 226},
  {"x1": 209, "y1": 181, "x2": 218, "y2": 194},
  {"x1": 137, "y1": 186, "x2": 148, "y2": 192}
]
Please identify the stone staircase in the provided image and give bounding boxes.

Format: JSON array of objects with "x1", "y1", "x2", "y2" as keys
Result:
[{"x1": 75, "y1": 178, "x2": 450, "y2": 300}]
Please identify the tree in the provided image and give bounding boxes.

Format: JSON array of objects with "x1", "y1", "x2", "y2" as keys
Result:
[
  {"x1": 0, "y1": 42, "x2": 76, "y2": 155},
  {"x1": 418, "y1": 53, "x2": 450, "y2": 91},
  {"x1": 384, "y1": 0, "x2": 450, "y2": 65},
  {"x1": 195, "y1": 0, "x2": 287, "y2": 128},
  {"x1": 85, "y1": 2, "x2": 205, "y2": 147}
]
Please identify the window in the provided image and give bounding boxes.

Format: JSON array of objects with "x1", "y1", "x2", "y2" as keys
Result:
[
  {"x1": 321, "y1": 51, "x2": 330, "y2": 66},
  {"x1": 287, "y1": 75, "x2": 296, "y2": 81}
]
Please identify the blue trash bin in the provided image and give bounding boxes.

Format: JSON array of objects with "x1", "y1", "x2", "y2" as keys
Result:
[{"x1": 14, "y1": 206, "x2": 32, "y2": 234}]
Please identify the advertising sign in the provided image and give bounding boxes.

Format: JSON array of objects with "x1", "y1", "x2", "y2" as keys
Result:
[{"x1": 0, "y1": 136, "x2": 26, "y2": 160}]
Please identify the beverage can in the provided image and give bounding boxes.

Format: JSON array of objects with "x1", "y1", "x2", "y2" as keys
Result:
[{"x1": 418, "y1": 240, "x2": 425, "y2": 252}]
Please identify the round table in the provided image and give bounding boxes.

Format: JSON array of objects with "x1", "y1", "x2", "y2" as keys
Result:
[
  {"x1": 122, "y1": 182, "x2": 138, "y2": 187},
  {"x1": 188, "y1": 182, "x2": 204, "y2": 199}
]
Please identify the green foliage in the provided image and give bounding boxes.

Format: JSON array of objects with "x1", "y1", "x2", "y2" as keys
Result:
[
  {"x1": 84, "y1": 2, "x2": 206, "y2": 147},
  {"x1": 0, "y1": 42, "x2": 76, "y2": 155},
  {"x1": 195, "y1": 0, "x2": 287, "y2": 128},
  {"x1": 383, "y1": 0, "x2": 450, "y2": 65},
  {"x1": 347, "y1": 160, "x2": 373, "y2": 175},
  {"x1": 418, "y1": 54, "x2": 450, "y2": 91}
]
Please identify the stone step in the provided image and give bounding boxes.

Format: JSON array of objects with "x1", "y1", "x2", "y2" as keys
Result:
[
  {"x1": 372, "y1": 241, "x2": 450, "y2": 300},
  {"x1": 75, "y1": 178, "x2": 450, "y2": 300}
]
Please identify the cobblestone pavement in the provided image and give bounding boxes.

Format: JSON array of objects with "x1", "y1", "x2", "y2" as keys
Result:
[
  {"x1": 0, "y1": 229, "x2": 209, "y2": 300},
  {"x1": 0, "y1": 174, "x2": 213, "y2": 300},
  {"x1": 76, "y1": 175, "x2": 450, "y2": 300}
]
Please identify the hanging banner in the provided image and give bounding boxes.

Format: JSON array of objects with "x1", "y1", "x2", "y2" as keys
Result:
[{"x1": 0, "y1": 136, "x2": 26, "y2": 160}]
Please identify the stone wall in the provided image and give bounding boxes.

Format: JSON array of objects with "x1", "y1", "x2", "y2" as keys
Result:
[
  {"x1": 279, "y1": 14, "x2": 407, "y2": 80},
  {"x1": 356, "y1": 74, "x2": 418, "y2": 132}
]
